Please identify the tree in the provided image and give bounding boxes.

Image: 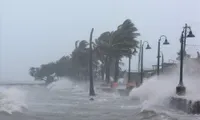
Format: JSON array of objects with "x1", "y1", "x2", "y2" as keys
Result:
[
  {"x1": 29, "y1": 62, "x2": 57, "y2": 84},
  {"x1": 29, "y1": 19, "x2": 140, "y2": 85},
  {"x1": 37, "y1": 62, "x2": 56, "y2": 78},
  {"x1": 29, "y1": 67, "x2": 37, "y2": 77},
  {"x1": 71, "y1": 40, "x2": 100, "y2": 80},
  {"x1": 55, "y1": 56, "x2": 74, "y2": 77},
  {"x1": 71, "y1": 40, "x2": 90, "y2": 80},
  {"x1": 95, "y1": 19, "x2": 140, "y2": 83},
  {"x1": 95, "y1": 31, "x2": 114, "y2": 83},
  {"x1": 112, "y1": 19, "x2": 140, "y2": 82}
]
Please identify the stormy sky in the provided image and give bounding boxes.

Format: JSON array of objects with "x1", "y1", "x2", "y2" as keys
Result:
[{"x1": 1, "y1": 0, "x2": 200, "y2": 81}]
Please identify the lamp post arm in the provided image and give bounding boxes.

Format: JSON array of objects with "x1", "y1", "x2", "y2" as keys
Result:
[
  {"x1": 159, "y1": 35, "x2": 167, "y2": 42},
  {"x1": 142, "y1": 41, "x2": 149, "y2": 47}
]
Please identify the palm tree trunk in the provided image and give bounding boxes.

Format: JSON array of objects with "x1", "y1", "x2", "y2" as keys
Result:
[
  {"x1": 105, "y1": 56, "x2": 110, "y2": 84},
  {"x1": 101, "y1": 64, "x2": 105, "y2": 81},
  {"x1": 89, "y1": 28, "x2": 95, "y2": 96},
  {"x1": 114, "y1": 58, "x2": 119, "y2": 82}
]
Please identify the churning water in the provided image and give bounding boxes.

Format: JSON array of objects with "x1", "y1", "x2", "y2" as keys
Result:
[
  {"x1": 0, "y1": 87, "x2": 27, "y2": 114},
  {"x1": 1, "y1": 60, "x2": 200, "y2": 120}
]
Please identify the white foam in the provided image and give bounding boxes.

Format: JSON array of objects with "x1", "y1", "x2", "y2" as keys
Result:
[
  {"x1": 47, "y1": 78, "x2": 86, "y2": 93},
  {"x1": 130, "y1": 59, "x2": 200, "y2": 109},
  {"x1": 0, "y1": 87, "x2": 27, "y2": 114},
  {"x1": 130, "y1": 75, "x2": 175, "y2": 109},
  {"x1": 47, "y1": 78, "x2": 74, "y2": 91}
]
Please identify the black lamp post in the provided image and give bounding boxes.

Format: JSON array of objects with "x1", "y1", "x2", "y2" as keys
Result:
[
  {"x1": 140, "y1": 41, "x2": 151, "y2": 84},
  {"x1": 137, "y1": 40, "x2": 142, "y2": 72},
  {"x1": 176, "y1": 24, "x2": 195, "y2": 96},
  {"x1": 157, "y1": 35, "x2": 169, "y2": 76},
  {"x1": 89, "y1": 28, "x2": 95, "y2": 97},
  {"x1": 160, "y1": 51, "x2": 164, "y2": 72}
]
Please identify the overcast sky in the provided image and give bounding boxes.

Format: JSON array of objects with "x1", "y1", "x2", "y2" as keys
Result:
[{"x1": 1, "y1": 0, "x2": 200, "y2": 81}]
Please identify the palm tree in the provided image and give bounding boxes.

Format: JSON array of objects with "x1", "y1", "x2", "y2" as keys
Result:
[
  {"x1": 54, "y1": 55, "x2": 74, "y2": 77},
  {"x1": 28, "y1": 19, "x2": 139, "y2": 85},
  {"x1": 71, "y1": 40, "x2": 90, "y2": 80},
  {"x1": 112, "y1": 19, "x2": 139, "y2": 83},
  {"x1": 95, "y1": 19, "x2": 140, "y2": 84},
  {"x1": 72, "y1": 40, "x2": 100, "y2": 80},
  {"x1": 95, "y1": 31, "x2": 115, "y2": 83},
  {"x1": 29, "y1": 62, "x2": 56, "y2": 83}
]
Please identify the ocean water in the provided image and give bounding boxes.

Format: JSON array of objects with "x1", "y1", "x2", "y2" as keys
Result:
[{"x1": 1, "y1": 60, "x2": 200, "y2": 120}]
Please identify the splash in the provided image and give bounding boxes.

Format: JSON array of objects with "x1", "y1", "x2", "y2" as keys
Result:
[
  {"x1": 47, "y1": 77, "x2": 86, "y2": 92},
  {"x1": 130, "y1": 75, "x2": 176, "y2": 110},
  {"x1": 130, "y1": 58, "x2": 200, "y2": 111},
  {"x1": 0, "y1": 87, "x2": 27, "y2": 114},
  {"x1": 47, "y1": 78, "x2": 74, "y2": 91}
]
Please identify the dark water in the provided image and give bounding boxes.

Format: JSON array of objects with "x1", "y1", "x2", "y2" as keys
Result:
[{"x1": 0, "y1": 81, "x2": 200, "y2": 120}]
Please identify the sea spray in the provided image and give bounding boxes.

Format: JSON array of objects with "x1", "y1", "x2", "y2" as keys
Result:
[
  {"x1": 130, "y1": 75, "x2": 176, "y2": 110},
  {"x1": 47, "y1": 78, "x2": 74, "y2": 91},
  {"x1": 0, "y1": 87, "x2": 27, "y2": 114},
  {"x1": 130, "y1": 59, "x2": 200, "y2": 111},
  {"x1": 47, "y1": 77, "x2": 87, "y2": 93}
]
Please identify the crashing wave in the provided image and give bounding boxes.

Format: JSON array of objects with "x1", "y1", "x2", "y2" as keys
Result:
[
  {"x1": 137, "y1": 109, "x2": 177, "y2": 120},
  {"x1": 129, "y1": 60, "x2": 200, "y2": 118},
  {"x1": 0, "y1": 87, "x2": 27, "y2": 114},
  {"x1": 47, "y1": 78, "x2": 86, "y2": 93}
]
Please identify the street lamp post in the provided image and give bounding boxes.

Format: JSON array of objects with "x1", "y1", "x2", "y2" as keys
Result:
[
  {"x1": 140, "y1": 41, "x2": 151, "y2": 84},
  {"x1": 160, "y1": 51, "x2": 164, "y2": 72},
  {"x1": 137, "y1": 40, "x2": 142, "y2": 72},
  {"x1": 157, "y1": 35, "x2": 169, "y2": 76},
  {"x1": 176, "y1": 24, "x2": 195, "y2": 96}
]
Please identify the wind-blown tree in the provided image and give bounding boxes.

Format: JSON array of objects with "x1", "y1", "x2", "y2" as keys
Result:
[
  {"x1": 29, "y1": 67, "x2": 42, "y2": 81},
  {"x1": 95, "y1": 36, "x2": 126, "y2": 83},
  {"x1": 29, "y1": 19, "x2": 139, "y2": 85},
  {"x1": 112, "y1": 19, "x2": 139, "y2": 82},
  {"x1": 95, "y1": 32, "x2": 114, "y2": 83},
  {"x1": 95, "y1": 19, "x2": 140, "y2": 83},
  {"x1": 37, "y1": 62, "x2": 56, "y2": 78},
  {"x1": 29, "y1": 67, "x2": 38, "y2": 77},
  {"x1": 29, "y1": 40, "x2": 100, "y2": 83},
  {"x1": 95, "y1": 32, "x2": 123, "y2": 83},
  {"x1": 109, "y1": 58, "x2": 125, "y2": 77},
  {"x1": 29, "y1": 62, "x2": 57, "y2": 84},
  {"x1": 71, "y1": 40, "x2": 90, "y2": 80},
  {"x1": 54, "y1": 55, "x2": 75, "y2": 77},
  {"x1": 71, "y1": 40, "x2": 100, "y2": 80}
]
